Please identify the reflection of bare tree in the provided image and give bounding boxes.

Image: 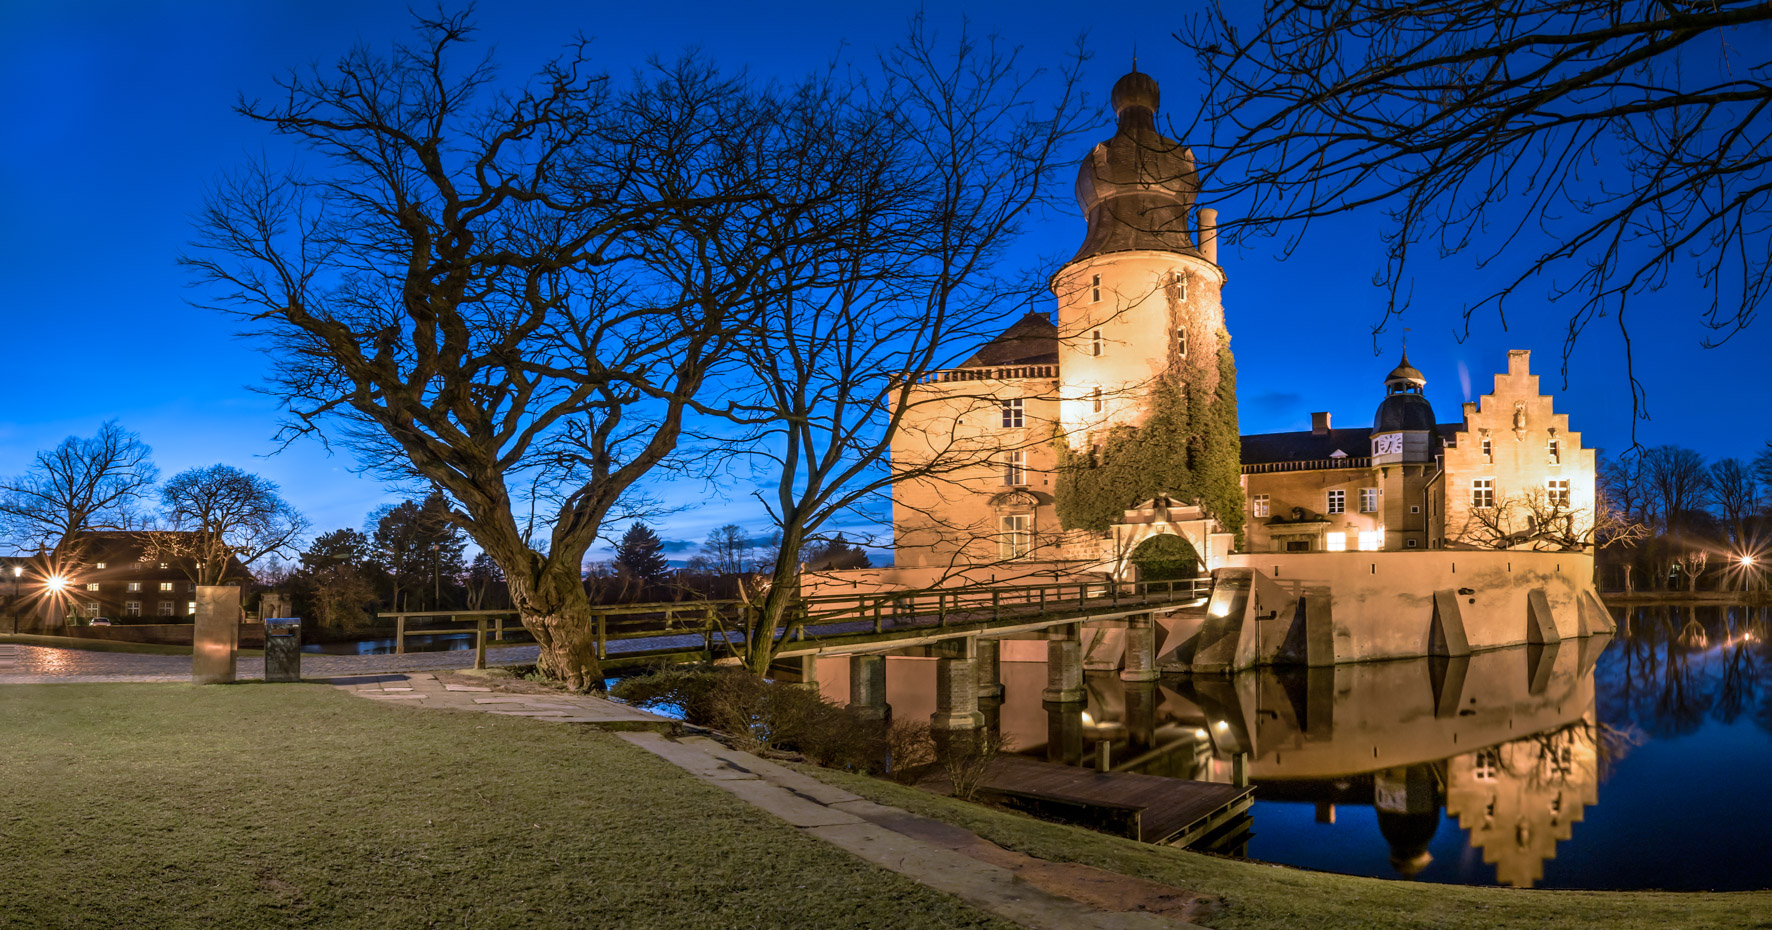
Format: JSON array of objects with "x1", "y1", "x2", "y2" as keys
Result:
[{"x1": 1599, "y1": 604, "x2": 1772, "y2": 738}]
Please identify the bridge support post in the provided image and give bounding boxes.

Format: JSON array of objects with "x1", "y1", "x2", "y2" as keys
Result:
[
  {"x1": 975, "y1": 637, "x2": 1004, "y2": 699},
  {"x1": 929, "y1": 636, "x2": 983, "y2": 731},
  {"x1": 1043, "y1": 623, "x2": 1085, "y2": 703},
  {"x1": 846, "y1": 653, "x2": 889, "y2": 721},
  {"x1": 1120, "y1": 613, "x2": 1159, "y2": 683}
]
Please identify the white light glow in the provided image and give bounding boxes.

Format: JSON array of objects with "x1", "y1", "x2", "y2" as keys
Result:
[
  {"x1": 1213, "y1": 720, "x2": 1229, "y2": 732},
  {"x1": 45, "y1": 575, "x2": 68, "y2": 592}
]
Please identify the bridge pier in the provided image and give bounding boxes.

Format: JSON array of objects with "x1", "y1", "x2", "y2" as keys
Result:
[
  {"x1": 1043, "y1": 623, "x2": 1085, "y2": 703},
  {"x1": 1124, "y1": 679, "x2": 1159, "y2": 756},
  {"x1": 846, "y1": 653, "x2": 889, "y2": 721},
  {"x1": 1120, "y1": 613, "x2": 1159, "y2": 683},
  {"x1": 975, "y1": 637, "x2": 1004, "y2": 699},
  {"x1": 1045, "y1": 700, "x2": 1085, "y2": 765},
  {"x1": 929, "y1": 637, "x2": 983, "y2": 731}
]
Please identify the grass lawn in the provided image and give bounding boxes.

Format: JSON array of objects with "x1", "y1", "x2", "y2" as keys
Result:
[
  {"x1": 802, "y1": 767, "x2": 1770, "y2": 930},
  {"x1": 0, "y1": 683, "x2": 1013, "y2": 930}
]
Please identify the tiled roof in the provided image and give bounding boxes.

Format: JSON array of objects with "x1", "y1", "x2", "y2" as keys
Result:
[
  {"x1": 1240, "y1": 427, "x2": 1374, "y2": 465},
  {"x1": 960, "y1": 312, "x2": 1059, "y2": 367}
]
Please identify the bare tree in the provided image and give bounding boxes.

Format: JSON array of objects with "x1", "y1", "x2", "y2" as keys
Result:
[
  {"x1": 1187, "y1": 2, "x2": 1772, "y2": 422},
  {"x1": 1708, "y1": 457, "x2": 1758, "y2": 546},
  {"x1": 710, "y1": 26, "x2": 1091, "y2": 674},
  {"x1": 149, "y1": 465, "x2": 309, "y2": 586},
  {"x1": 183, "y1": 13, "x2": 893, "y2": 689},
  {"x1": 1640, "y1": 445, "x2": 1711, "y2": 589},
  {"x1": 0, "y1": 420, "x2": 158, "y2": 564},
  {"x1": 1453, "y1": 487, "x2": 1594, "y2": 551}
]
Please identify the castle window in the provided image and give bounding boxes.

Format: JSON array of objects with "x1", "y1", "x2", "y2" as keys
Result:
[
  {"x1": 1000, "y1": 398, "x2": 1024, "y2": 428},
  {"x1": 125, "y1": 601, "x2": 141, "y2": 617},
  {"x1": 1176, "y1": 327, "x2": 1187, "y2": 358},
  {"x1": 1003, "y1": 449, "x2": 1026, "y2": 487},
  {"x1": 1091, "y1": 387, "x2": 1103, "y2": 414},
  {"x1": 1091, "y1": 274, "x2": 1102, "y2": 302},
  {"x1": 1481, "y1": 437, "x2": 1493, "y2": 459},
  {"x1": 1252, "y1": 494, "x2": 1269, "y2": 518},
  {"x1": 1546, "y1": 479, "x2": 1571, "y2": 508},
  {"x1": 1472, "y1": 478, "x2": 1495, "y2": 510},
  {"x1": 1548, "y1": 438, "x2": 1561, "y2": 464},
  {"x1": 1090, "y1": 329, "x2": 1104, "y2": 357},
  {"x1": 1327, "y1": 490, "x2": 1346, "y2": 514},
  {"x1": 1325, "y1": 532, "x2": 1347, "y2": 551},
  {"x1": 999, "y1": 514, "x2": 1033, "y2": 560},
  {"x1": 1359, "y1": 488, "x2": 1378, "y2": 513},
  {"x1": 1166, "y1": 272, "x2": 1187, "y2": 302}
]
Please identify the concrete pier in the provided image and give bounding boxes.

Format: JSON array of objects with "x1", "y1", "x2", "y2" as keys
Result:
[
  {"x1": 846, "y1": 653, "x2": 889, "y2": 721},
  {"x1": 1120, "y1": 614, "x2": 1159, "y2": 683},
  {"x1": 929, "y1": 637, "x2": 983, "y2": 731},
  {"x1": 975, "y1": 637, "x2": 1004, "y2": 699},
  {"x1": 1043, "y1": 624, "x2": 1085, "y2": 703}
]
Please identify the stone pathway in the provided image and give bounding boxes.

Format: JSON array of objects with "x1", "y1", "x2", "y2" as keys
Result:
[
  {"x1": 329, "y1": 671, "x2": 669, "y2": 727},
  {"x1": 0, "y1": 643, "x2": 541, "y2": 684}
]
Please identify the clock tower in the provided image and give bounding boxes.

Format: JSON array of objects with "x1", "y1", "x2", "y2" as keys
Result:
[{"x1": 1370, "y1": 354, "x2": 1436, "y2": 466}]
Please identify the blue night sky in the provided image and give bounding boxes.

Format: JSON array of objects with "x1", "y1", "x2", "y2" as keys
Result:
[{"x1": 3, "y1": 1, "x2": 1767, "y2": 558}]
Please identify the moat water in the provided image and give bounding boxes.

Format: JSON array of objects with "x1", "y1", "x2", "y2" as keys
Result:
[{"x1": 816, "y1": 603, "x2": 1772, "y2": 891}]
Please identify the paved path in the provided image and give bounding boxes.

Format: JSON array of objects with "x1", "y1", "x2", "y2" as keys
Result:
[
  {"x1": 0, "y1": 643, "x2": 541, "y2": 683},
  {"x1": 330, "y1": 670, "x2": 669, "y2": 726},
  {"x1": 323, "y1": 669, "x2": 1209, "y2": 929}
]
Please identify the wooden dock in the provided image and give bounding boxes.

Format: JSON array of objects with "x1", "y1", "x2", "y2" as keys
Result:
[{"x1": 947, "y1": 755, "x2": 1253, "y2": 848}]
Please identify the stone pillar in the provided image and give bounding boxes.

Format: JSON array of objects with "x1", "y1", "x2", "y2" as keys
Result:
[
  {"x1": 790, "y1": 653, "x2": 819, "y2": 690},
  {"x1": 1120, "y1": 613, "x2": 1159, "y2": 682},
  {"x1": 975, "y1": 637, "x2": 1004, "y2": 699},
  {"x1": 192, "y1": 585, "x2": 241, "y2": 685},
  {"x1": 929, "y1": 637, "x2": 983, "y2": 731},
  {"x1": 846, "y1": 654, "x2": 889, "y2": 721},
  {"x1": 1123, "y1": 679, "x2": 1158, "y2": 756},
  {"x1": 1043, "y1": 624, "x2": 1085, "y2": 703}
]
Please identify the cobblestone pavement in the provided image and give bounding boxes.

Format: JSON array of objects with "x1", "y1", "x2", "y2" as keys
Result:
[{"x1": 0, "y1": 643, "x2": 542, "y2": 684}]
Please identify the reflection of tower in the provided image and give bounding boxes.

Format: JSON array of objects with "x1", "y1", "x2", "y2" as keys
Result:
[
  {"x1": 1443, "y1": 715, "x2": 1599, "y2": 888},
  {"x1": 1373, "y1": 763, "x2": 1443, "y2": 878}
]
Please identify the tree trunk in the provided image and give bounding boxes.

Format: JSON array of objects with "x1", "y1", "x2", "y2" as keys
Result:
[{"x1": 508, "y1": 562, "x2": 602, "y2": 691}]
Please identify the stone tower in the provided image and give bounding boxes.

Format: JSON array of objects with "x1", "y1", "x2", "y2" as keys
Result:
[{"x1": 1053, "y1": 68, "x2": 1228, "y2": 441}]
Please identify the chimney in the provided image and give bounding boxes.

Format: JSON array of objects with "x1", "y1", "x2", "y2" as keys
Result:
[
  {"x1": 1311, "y1": 412, "x2": 1331, "y2": 435},
  {"x1": 1198, "y1": 207, "x2": 1219, "y2": 264}
]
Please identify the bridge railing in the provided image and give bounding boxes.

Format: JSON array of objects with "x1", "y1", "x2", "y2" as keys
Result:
[{"x1": 377, "y1": 575, "x2": 1212, "y2": 666}]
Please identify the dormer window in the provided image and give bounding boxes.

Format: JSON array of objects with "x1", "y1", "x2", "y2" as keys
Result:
[{"x1": 1091, "y1": 274, "x2": 1102, "y2": 302}]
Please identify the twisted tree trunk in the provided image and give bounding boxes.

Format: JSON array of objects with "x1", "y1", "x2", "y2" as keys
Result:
[{"x1": 507, "y1": 563, "x2": 601, "y2": 691}]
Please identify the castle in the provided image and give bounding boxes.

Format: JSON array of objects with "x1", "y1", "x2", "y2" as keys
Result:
[{"x1": 887, "y1": 68, "x2": 1597, "y2": 586}]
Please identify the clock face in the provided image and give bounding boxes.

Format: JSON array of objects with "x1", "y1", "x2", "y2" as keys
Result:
[{"x1": 1372, "y1": 432, "x2": 1404, "y2": 456}]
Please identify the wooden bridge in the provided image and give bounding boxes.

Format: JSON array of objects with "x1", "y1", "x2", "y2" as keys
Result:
[{"x1": 378, "y1": 577, "x2": 1211, "y2": 671}]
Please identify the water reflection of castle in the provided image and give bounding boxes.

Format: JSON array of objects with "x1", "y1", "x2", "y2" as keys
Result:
[{"x1": 815, "y1": 635, "x2": 1608, "y2": 887}]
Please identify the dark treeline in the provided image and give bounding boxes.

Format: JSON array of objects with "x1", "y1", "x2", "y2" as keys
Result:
[
  {"x1": 268, "y1": 510, "x2": 869, "y2": 639},
  {"x1": 1598, "y1": 445, "x2": 1772, "y2": 593}
]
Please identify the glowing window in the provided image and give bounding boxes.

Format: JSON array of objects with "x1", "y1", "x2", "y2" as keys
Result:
[
  {"x1": 1252, "y1": 494, "x2": 1269, "y2": 518},
  {"x1": 85, "y1": 583, "x2": 99, "y2": 592},
  {"x1": 94, "y1": 562, "x2": 107, "y2": 570},
  {"x1": 126, "y1": 582, "x2": 141, "y2": 593},
  {"x1": 1358, "y1": 530, "x2": 1383, "y2": 552},
  {"x1": 1546, "y1": 479, "x2": 1571, "y2": 508},
  {"x1": 1325, "y1": 532, "x2": 1347, "y2": 552},
  {"x1": 158, "y1": 582, "x2": 174, "y2": 592}
]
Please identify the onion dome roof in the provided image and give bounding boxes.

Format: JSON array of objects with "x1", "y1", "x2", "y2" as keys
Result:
[{"x1": 1070, "y1": 69, "x2": 1199, "y2": 264}]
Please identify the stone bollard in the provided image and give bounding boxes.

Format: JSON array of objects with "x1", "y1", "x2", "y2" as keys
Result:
[{"x1": 192, "y1": 585, "x2": 241, "y2": 685}]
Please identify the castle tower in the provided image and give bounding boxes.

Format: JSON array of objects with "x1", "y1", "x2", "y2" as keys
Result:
[
  {"x1": 1370, "y1": 353, "x2": 1437, "y2": 466},
  {"x1": 1053, "y1": 68, "x2": 1228, "y2": 440}
]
